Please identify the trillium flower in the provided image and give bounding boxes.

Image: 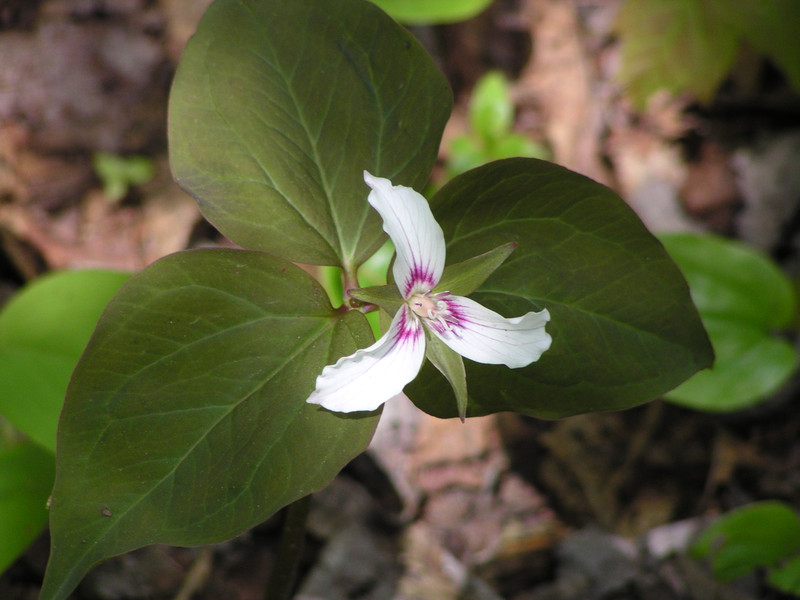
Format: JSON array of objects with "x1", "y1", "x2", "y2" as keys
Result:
[{"x1": 307, "y1": 172, "x2": 551, "y2": 414}]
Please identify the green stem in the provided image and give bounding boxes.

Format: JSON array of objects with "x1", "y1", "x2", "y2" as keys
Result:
[{"x1": 264, "y1": 494, "x2": 312, "y2": 600}]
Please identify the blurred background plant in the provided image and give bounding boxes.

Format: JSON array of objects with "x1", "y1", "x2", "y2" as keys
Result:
[
  {"x1": 692, "y1": 501, "x2": 800, "y2": 596},
  {"x1": 0, "y1": 271, "x2": 128, "y2": 573},
  {"x1": 445, "y1": 71, "x2": 548, "y2": 179}
]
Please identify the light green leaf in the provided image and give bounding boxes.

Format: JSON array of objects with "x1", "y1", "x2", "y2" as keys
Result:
[
  {"x1": 169, "y1": 0, "x2": 451, "y2": 268},
  {"x1": 659, "y1": 233, "x2": 795, "y2": 328},
  {"x1": 692, "y1": 501, "x2": 800, "y2": 581},
  {"x1": 92, "y1": 152, "x2": 155, "y2": 202},
  {"x1": 407, "y1": 158, "x2": 713, "y2": 419},
  {"x1": 40, "y1": 249, "x2": 378, "y2": 600},
  {"x1": 617, "y1": 0, "x2": 739, "y2": 104},
  {"x1": 470, "y1": 71, "x2": 513, "y2": 142},
  {"x1": 661, "y1": 233, "x2": 798, "y2": 411},
  {"x1": 370, "y1": 0, "x2": 493, "y2": 24},
  {"x1": 447, "y1": 135, "x2": 485, "y2": 178},
  {"x1": 0, "y1": 270, "x2": 130, "y2": 452},
  {"x1": 491, "y1": 134, "x2": 548, "y2": 161},
  {"x1": 0, "y1": 441, "x2": 55, "y2": 574}
]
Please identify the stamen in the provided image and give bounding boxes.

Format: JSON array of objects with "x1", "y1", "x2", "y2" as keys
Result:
[{"x1": 409, "y1": 294, "x2": 437, "y2": 318}]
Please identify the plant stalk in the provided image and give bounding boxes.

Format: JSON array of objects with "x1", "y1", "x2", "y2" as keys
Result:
[{"x1": 264, "y1": 494, "x2": 313, "y2": 600}]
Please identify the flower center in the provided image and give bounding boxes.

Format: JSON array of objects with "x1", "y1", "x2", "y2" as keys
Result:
[{"x1": 409, "y1": 294, "x2": 438, "y2": 318}]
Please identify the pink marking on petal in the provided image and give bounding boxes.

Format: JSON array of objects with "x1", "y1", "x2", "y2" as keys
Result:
[{"x1": 402, "y1": 265, "x2": 437, "y2": 298}]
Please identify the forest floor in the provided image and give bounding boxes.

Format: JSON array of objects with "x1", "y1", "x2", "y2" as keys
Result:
[{"x1": 2, "y1": 1, "x2": 800, "y2": 599}]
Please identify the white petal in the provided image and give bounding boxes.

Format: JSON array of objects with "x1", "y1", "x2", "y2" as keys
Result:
[
  {"x1": 363, "y1": 172, "x2": 445, "y2": 298},
  {"x1": 307, "y1": 308, "x2": 426, "y2": 413},
  {"x1": 427, "y1": 296, "x2": 551, "y2": 368}
]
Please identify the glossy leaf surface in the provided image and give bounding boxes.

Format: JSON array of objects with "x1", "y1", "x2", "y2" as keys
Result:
[
  {"x1": 407, "y1": 158, "x2": 713, "y2": 418},
  {"x1": 0, "y1": 270, "x2": 130, "y2": 452},
  {"x1": 0, "y1": 442, "x2": 55, "y2": 573},
  {"x1": 661, "y1": 233, "x2": 797, "y2": 411},
  {"x1": 169, "y1": 0, "x2": 451, "y2": 268},
  {"x1": 41, "y1": 249, "x2": 378, "y2": 600}
]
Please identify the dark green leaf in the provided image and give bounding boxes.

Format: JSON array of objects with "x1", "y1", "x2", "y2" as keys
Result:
[
  {"x1": 0, "y1": 270, "x2": 130, "y2": 452},
  {"x1": 692, "y1": 501, "x2": 800, "y2": 581},
  {"x1": 661, "y1": 233, "x2": 797, "y2": 411},
  {"x1": 407, "y1": 158, "x2": 713, "y2": 419},
  {"x1": 40, "y1": 249, "x2": 378, "y2": 600},
  {"x1": 0, "y1": 441, "x2": 55, "y2": 573},
  {"x1": 169, "y1": 0, "x2": 451, "y2": 268},
  {"x1": 369, "y1": 0, "x2": 493, "y2": 24}
]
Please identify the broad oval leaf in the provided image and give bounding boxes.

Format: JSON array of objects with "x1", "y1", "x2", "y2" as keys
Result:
[
  {"x1": 41, "y1": 249, "x2": 378, "y2": 600},
  {"x1": 0, "y1": 441, "x2": 55, "y2": 574},
  {"x1": 0, "y1": 270, "x2": 130, "y2": 452},
  {"x1": 407, "y1": 158, "x2": 713, "y2": 419},
  {"x1": 169, "y1": 0, "x2": 451, "y2": 268},
  {"x1": 660, "y1": 233, "x2": 798, "y2": 411}
]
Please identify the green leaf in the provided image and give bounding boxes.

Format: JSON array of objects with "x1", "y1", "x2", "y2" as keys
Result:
[
  {"x1": 661, "y1": 233, "x2": 798, "y2": 412},
  {"x1": 708, "y1": 0, "x2": 800, "y2": 94},
  {"x1": 617, "y1": 0, "x2": 739, "y2": 105},
  {"x1": 470, "y1": 71, "x2": 513, "y2": 142},
  {"x1": 369, "y1": 0, "x2": 493, "y2": 24},
  {"x1": 768, "y1": 554, "x2": 800, "y2": 595},
  {"x1": 447, "y1": 135, "x2": 486, "y2": 178},
  {"x1": 0, "y1": 441, "x2": 55, "y2": 574},
  {"x1": 169, "y1": 0, "x2": 451, "y2": 269},
  {"x1": 407, "y1": 158, "x2": 713, "y2": 419},
  {"x1": 491, "y1": 134, "x2": 548, "y2": 161},
  {"x1": 659, "y1": 233, "x2": 795, "y2": 328},
  {"x1": 0, "y1": 270, "x2": 130, "y2": 452},
  {"x1": 692, "y1": 501, "x2": 800, "y2": 581},
  {"x1": 40, "y1": 249, "x2": 379, "y2": 600},
  {"x1": 92, "y1": 152, "x2": 155, "y2": 202}
]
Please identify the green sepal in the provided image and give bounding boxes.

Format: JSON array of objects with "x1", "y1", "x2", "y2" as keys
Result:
[
  {"x1": 436, "y1": 242, "x2": 517, "y2": 296},
  {"x1": 424, "y1": 330, "x2": 468, "y2": 422},
  {"x1": 349, "y1": 284, "x2": 404, "y2": 315}
]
